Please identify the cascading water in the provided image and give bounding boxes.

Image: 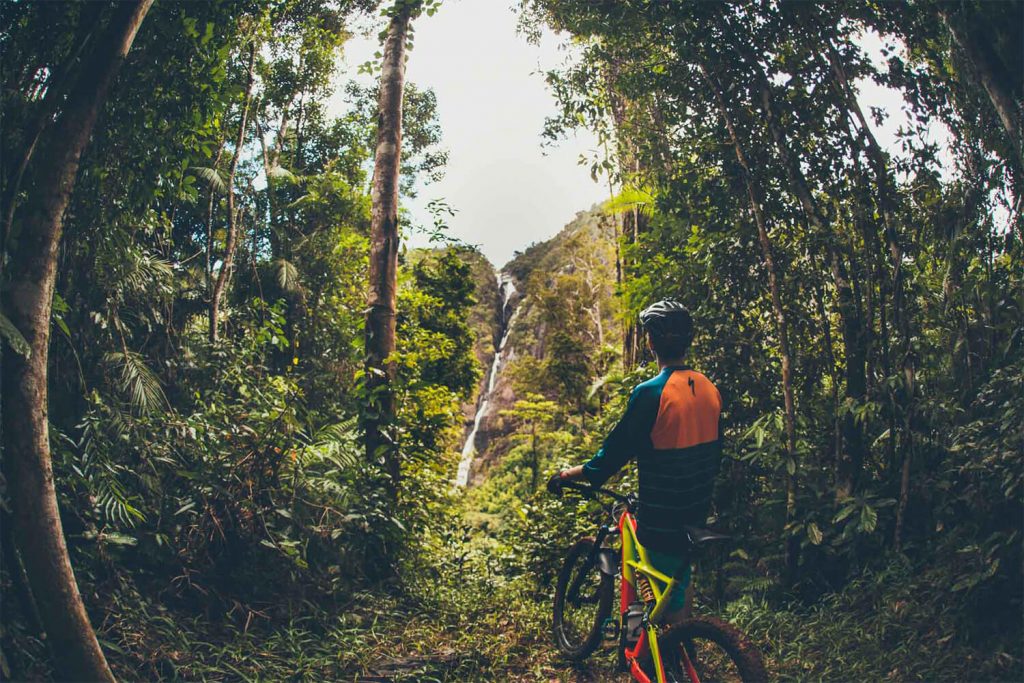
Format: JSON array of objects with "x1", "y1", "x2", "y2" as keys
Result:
[{"x1": 455, "y1": 272, "x2": 520, "y2": 487}]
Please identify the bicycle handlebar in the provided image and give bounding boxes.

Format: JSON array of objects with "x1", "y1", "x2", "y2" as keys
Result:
[{"x1": 560, "y1": 480, "x2": 632, "y2": 506}]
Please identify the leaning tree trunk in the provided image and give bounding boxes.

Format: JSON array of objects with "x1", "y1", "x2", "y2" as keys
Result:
[
  {"x1": 937, "y1": 5, "x2": 1023, "y2": 171},
  {"x1": 698, "y1": 61, "x2": 801, "y2": 584},
  {"x1": 0, "y1": 2, "x2": 104, "y2": 270},
  {"x1": 0, "y1": 2, "x2": 153, "y2": 680},
  {"x1": 209, "y1": 44, "x2": 256, "y2": 343},
  {"x1": 364, "y1": 1, "x2": 416, "y2": 493}
]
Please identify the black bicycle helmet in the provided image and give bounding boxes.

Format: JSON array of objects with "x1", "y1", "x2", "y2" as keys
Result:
[{"x1": 639, "y1": 300, "x2": 693, "y2": 341}]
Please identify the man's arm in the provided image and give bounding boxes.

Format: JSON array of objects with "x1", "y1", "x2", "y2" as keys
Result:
[{"x1": 555, "y1": 384, "x2": 657, "y2": 488}]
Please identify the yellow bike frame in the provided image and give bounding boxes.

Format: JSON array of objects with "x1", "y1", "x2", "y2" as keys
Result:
[{"x1": 619, "y1": 511, "x2": 692, "y2": 683}]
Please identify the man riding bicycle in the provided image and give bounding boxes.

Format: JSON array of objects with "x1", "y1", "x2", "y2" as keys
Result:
[{"x1": 548, "y1": 300, "x2": 723, "y2": 626}]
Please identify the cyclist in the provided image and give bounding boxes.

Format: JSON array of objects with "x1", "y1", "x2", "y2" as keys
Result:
[{"x1": 548, "y1": 299, "x2": 723, "y2": 626}]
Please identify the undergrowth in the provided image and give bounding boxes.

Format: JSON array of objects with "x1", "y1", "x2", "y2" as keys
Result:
[{"x1": 18, "y1": 547, "x2": 1009, "y2": 682}]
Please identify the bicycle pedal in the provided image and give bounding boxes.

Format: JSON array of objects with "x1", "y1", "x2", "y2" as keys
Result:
[{"x1": 601, "y1": 617, "x2": 619, "y2": 640}]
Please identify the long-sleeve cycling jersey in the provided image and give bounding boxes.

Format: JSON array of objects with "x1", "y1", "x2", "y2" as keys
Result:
[{"x1": 582, "y1": 365, "x2": 723, "y2": 553}]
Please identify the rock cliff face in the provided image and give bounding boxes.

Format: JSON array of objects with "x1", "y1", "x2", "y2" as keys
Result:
[{"x1": 456, "y1": 206, "x2": 619, "y2": 486}]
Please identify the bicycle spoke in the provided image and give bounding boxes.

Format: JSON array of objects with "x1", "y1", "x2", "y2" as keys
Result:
[
  {"x1": 682, "y1": 638, "x2": 744, "y2": 683},
  {"x1": 559, "y1": 555, "x2": 603, "y2": 645}
]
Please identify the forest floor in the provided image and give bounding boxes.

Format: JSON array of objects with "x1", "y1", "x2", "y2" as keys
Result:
[
  {"x1": 92, "y1": 578, "x2": 1021, "y2": 683},
  {"x1": 11, "y1": 508, "x2": 1019, "y2": 681},
  {"x1": 81, "y1": 542, "x2": 1021, "y2": 683}
]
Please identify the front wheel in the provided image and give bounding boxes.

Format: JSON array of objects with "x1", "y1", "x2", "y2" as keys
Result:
[
  {"x1": 660, "y1": 616, "x2": 768, "y2": 683},
  {"x1": 552, "y1": 536, "x2": 614, "y2": 660}
]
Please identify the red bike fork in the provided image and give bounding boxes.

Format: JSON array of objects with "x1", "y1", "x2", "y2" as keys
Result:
[
  {"x1": 624, "y1": 631, "x2": 701, "y2": 683},
  {"x1": 680, "y1": 645, "x2": 701, "y2": 683},
  {"x1": 624, "y1": 630, "x2": 654, "y2": 683}
]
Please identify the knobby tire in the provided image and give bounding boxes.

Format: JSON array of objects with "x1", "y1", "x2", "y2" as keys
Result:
[
  {"x1": 661, "y1": 615, "x2": 768, "y2": 683},
  {"x1": 552, "y1": 536, "x2": 613, "y2": 661}
]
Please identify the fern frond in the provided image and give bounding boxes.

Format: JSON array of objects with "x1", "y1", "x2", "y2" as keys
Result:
[
  {"x1": 311, "y1": 418, "x2": 360, "y2": 470},
  {"x1": 602, "y1": 186, "x2": 655, "y2": 216}
]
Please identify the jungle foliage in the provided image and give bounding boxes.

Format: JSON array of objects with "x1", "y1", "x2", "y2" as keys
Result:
[{"x1": 0, "y1": 0, "x2": 1021, "y2": 681}]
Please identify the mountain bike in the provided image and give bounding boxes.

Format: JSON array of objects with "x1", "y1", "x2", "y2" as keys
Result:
[{"x1": 552, "y1": 482, "x2": 767, "y2": 683}]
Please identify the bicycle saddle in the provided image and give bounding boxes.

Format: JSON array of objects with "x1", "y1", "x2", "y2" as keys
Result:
[{"x1": 683, "y1": 525, "x2": 730, "y2": 545}]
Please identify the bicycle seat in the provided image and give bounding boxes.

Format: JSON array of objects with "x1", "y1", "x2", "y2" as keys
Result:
[{"x1": 684, "y1": 526, "x2": 730, "y2": 545}]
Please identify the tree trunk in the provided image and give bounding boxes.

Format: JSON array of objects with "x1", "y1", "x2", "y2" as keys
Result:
[
  {"x1": 0, "y1": 2, "x2": 103, "y2": 268},
  {"x1": 603, "y1": 60, "x2": 647, "y2": 369},
  {"x1": 750, "y1": 66, "x2": 870, "y2": 500},
  {"x1": 828, "y1": 245, "x2": 869, "y2": 499},
  {"x1": 819, "y1": 36, "x2": 921, "y2": 540},
  {"x1": 204, "y1": 140, "x2": 226, "y2": 298},
  {"x1": 938, "y1": 5, "x2": 1023, "y2": 170},
  {"x1": 0, "y1": 2, "x2": 153, "y2": 680},
  {"x1": 364, "y1": 2, "x2": 416, "y2": 492},
  {"x1": 210, "y1": 45, "x2": 256, "y2": 343},
  {"x1": 530, "y1": 422, "x2": 539, "y2": 492},
  {"x1": 698, "y1": 61, "x2": 800, "y2": 583}
]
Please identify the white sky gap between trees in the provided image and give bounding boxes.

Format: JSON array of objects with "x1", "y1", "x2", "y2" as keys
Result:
[{"x1": 330, "y1": 2, "x2": 957, "y2": 267}]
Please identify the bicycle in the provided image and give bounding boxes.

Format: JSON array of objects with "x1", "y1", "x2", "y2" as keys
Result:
[{"x1": 551, "y1": 481, "x2": 767, "y2": 683}]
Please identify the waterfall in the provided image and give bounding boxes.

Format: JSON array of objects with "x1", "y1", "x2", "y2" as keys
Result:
[{"x1": 455, "y1": 272, "x2": 520, "y2": 487}]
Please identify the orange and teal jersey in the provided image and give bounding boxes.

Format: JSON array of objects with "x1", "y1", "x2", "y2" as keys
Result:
[{"x1": 582, "y1": 365, "x2": 723, "y2": 553}]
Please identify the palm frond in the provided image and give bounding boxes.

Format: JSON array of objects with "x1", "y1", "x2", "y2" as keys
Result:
[
  {"x1": 267, "y1": 164, "x2": 301, "y2": 184},
  {"x1": 122, "y1": 249, "x2": 174, "y2": 297},
  {"x1": 95, "y1": 477, "x2": 146, "y2": 527},
  {"x1": 285, "y1": 193, "x2": 313, "y2": 209},
  {"x1": 273, "y1": 258, "x2": 304, "y2": 295},
  {"x1": 103, "y1": 350, "x2": 167, "y2": 414},
  {"x1": 191, "y1": 166, "x2": 227, "y2": 193},
  {"x1": 587, "y1": 371, "x2": 624, "y2": 400}
]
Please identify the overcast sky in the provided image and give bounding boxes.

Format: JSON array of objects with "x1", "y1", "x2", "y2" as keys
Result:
[
  {"x1": 330, "y1": 3, "x2": 956, "y2": 269},
  {"x1": 331, "y1": 0, "x2": 606, "y2": 269}
]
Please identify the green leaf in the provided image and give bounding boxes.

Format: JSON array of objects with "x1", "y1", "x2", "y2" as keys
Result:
[
  {"x1": 100, "y1": 532, "x2": 138, "y2": 546},
  {"x1": 807, "y1": 522, "x2": 823, "y2": 545},
  {"x1": 0, "y1": 312, "x2": 31, "y2": 358},
  {"x1": 834, "y1": 504, "x2": 857, "y2": 523},
  {"x1": 191, "y1": 165, "x2": 226, "y2": 192},
  {"x1": 859, "y1": 504, "x2": 878, "y2": 533},
  {"x1": 102, "y1": 350, "x2": 167, "y2": 414},
  {"x1": 267, "y1": 164, "x2": 300, "y2": 183}
]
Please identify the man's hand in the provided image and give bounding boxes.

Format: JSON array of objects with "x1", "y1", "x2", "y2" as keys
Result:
[
  {"x1": 546, "y1": 471, "x2": 566, "y2": 497},
  {"x1": 548, "y1": 465, "x2": 586, "y2": 496}
]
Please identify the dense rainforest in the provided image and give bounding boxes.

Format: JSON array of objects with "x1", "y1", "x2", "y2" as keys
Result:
[{"x1": 1, "y1": 0, "x2": 1021, "y2": 681}]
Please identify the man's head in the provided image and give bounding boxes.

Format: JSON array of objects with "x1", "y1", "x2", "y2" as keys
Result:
[{"x1": 639, "y1": 300, "x2": 693, "y2": 361}]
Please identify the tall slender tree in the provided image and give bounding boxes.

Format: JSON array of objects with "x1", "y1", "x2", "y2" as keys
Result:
[
  {"x1": 697, "y1": 60, "x2": 801, "y2": 583},
  {"x1": 364, "y1": 0, "x2": 421, "y2": 492},
  {"x1": 210, "y1": 44, "x2": 257, "y2": 343},
  {"x1": 0, "y1": 2, "x2": 153, "y2": 680}
]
